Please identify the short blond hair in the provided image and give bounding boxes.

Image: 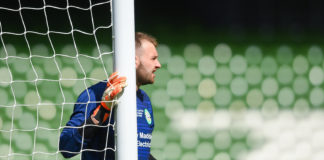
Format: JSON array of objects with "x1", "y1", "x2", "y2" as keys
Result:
[{"x1": 135, "y1": 32, "x2": 158, "y2": 48}]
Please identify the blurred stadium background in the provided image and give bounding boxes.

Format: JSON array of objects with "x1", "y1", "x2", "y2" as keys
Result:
[{"x1": 1, "y1": 0, "x2": 324, "y2": 160}]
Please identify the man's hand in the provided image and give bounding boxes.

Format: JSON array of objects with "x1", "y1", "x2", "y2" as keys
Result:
[{"x1": 92, "y1": 72, "x2": 127, "y2": 124}]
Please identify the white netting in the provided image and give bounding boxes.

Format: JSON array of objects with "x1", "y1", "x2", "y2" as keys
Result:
[{"x1": 0, "y1": 0, "x2": 115, "y2": 159}]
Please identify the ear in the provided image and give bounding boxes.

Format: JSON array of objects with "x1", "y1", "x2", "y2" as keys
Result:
[{"x1": 135, "y1": 55, "x2": 140, "y2": 69}]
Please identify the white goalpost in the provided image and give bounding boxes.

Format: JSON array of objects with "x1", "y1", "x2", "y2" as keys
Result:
[
  {"x1": 112, "y1": 0, "x2": 138, "y2": 159},
  {"x1": 0, "y1": 0, "x2": 137, "y2": 159}
]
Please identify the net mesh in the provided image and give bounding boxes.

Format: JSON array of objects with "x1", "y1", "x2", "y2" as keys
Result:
[{"x1": 0, "y1": 0, "x2": 114, "y2": 159}]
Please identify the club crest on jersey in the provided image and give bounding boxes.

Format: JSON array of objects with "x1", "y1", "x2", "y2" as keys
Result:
[{"x1": 144, "y1": 109, "x2": 152, "y2": 125}]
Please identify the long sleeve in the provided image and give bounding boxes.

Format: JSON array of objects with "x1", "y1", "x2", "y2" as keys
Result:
[{"x1": 59, "y1": 83, "x2": 104, "y2": 158}]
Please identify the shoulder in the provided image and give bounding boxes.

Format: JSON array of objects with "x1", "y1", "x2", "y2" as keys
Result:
[
  {"x1": 89, "y1": 81, "x2": 107, "y2": 91},
  {"x1": 77, "y1": 81, "x2": 107, "y2": 102},
  {"x1": 137, "y1": 89, "x2": 150, "y2": 100},
  {"x1": 137, "y1": 89, "x2": 153, "y2": 110}
]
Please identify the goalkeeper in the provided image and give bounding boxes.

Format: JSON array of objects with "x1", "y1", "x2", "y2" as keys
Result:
[{"x1": 59, "y1": 32, "x2": 161, "y2": 160}]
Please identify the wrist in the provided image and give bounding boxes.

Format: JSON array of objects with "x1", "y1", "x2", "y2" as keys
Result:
[{"x1": 92, "y1": 104, "x2": 111, "y2": 125}]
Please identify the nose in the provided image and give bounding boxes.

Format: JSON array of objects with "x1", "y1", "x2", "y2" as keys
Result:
[{"x1": 156, "y1": 60, "x2": 161, "y2": 69}]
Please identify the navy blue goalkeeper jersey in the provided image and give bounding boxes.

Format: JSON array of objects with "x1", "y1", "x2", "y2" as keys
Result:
[{"x1": 59, "y1": 81, "x2": 154, "y2": 160}]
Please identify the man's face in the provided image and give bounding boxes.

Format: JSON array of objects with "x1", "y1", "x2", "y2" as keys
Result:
[{"x1": 136, "y1": 40, "x2": 161, "y2": 86}]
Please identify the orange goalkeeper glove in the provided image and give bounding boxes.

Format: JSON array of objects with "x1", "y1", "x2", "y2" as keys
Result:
[{"x1": 92, "y1": 72, "x2": 127, "y2": 124}]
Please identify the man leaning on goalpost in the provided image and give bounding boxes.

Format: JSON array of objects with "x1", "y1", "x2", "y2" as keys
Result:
[{"x1": 59, "y1": 32, "x2": 161, "y2": 160}]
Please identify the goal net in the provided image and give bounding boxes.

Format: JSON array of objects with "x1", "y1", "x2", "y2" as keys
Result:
[{"x1": 0, "y1": 0, "x2": 117, "y2": 159}]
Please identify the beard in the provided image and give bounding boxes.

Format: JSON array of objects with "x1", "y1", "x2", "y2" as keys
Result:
[
  {"x1": 136, "y1": 64, "x2": 154, "y2": 86},
  {"x1": 137, "y1": 71, "x2": 154, "y2": 86}
]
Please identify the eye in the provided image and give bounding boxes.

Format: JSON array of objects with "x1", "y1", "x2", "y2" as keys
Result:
[{"x1": 152, "y1": 56, "x2": 158, "y2": 60}]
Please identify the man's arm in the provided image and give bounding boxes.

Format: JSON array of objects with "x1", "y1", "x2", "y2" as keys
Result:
[
  {"x1": 59, "y1": 89, "x2": 99, "y2": 158},
  {"x1": 59, "y1": 72, "x2": 126, "y2": 158}
]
